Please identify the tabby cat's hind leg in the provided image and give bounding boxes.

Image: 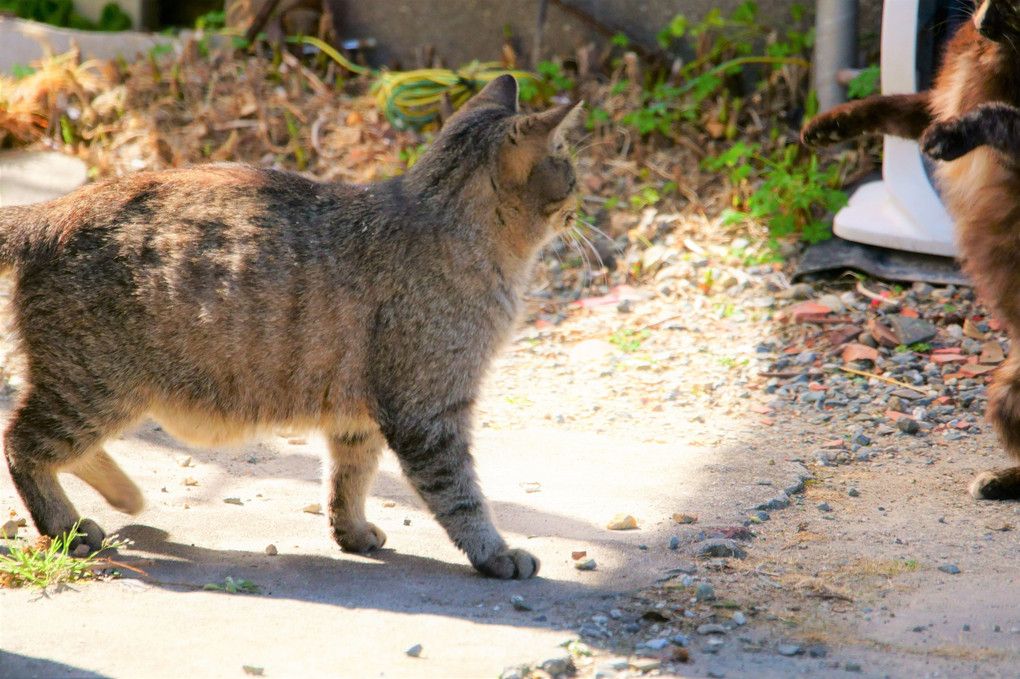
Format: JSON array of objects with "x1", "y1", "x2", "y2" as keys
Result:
[
  {"x1": 4, "y1": 388, "x2": 134, "y2": 552},
  {"x1": 326, "y1": 430, "x2": 387, "y2": 553},
  {"x1": 801, "y1": 92, "x2": 933, "y2": 146},
  {"x1": 978, "y1": 354, "x2": 1020, "y2": 500}
]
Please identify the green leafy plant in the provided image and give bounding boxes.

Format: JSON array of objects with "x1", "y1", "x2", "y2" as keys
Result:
[
  {"x1": 705, "y1": 141, "x2": 847, "y2": 244},
  {"x1": 848, "y1": 64, "x2": 880, "y2": 99},
  {"x1": 1, "y1": 521, "x2": 130, "y2": 588},
  {"x1": 627, "y1": 2, "x2": 811, "y2": 143},
  {"x1": 610, "y1": 329, "x2": 651, "y2": 352},
  {"x1": 0, "y1": 0, "x2": 131, "y2": 31},
  {"x1": 203, "y1": 575, "x2": 261, "y2": 594}
]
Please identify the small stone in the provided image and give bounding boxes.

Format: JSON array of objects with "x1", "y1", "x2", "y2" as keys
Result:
[
  {"x1": 672, "y1": 512, "x2": 698, "y2": 524},
  {"x1": 816, "y1": 294, "x2": 846, "y2": 314},
  {"x1": 287, "y1": 437, "x2": 308, "y2": 445},
  {"x1": 616, "y1": 299, "x2": 633, "y2": 313},
  {"x1": 610, "y1": 609, "x2": 623, "y2": 619},
  {"x1": 938, "y1": 564, "x2": 961, "y2": 575},
  {"x1": 732, "y1": 611, "x2": 747, "y2": 626},
  {"x1": 845, "y1": 662, "x2": 862, "y2": 672},
  {"x1": 223, "y1": 497, "x2": 243, "y2": 506},
  {"x1": 695, "y1": 539, "x2": 747, "y2": 559},
  {"x1": 671, "y1": 633, "x2": 689, "y2": 646},
  {"x1": 182, "y1": 476, "x2": 198, "y2": 486},
  {"x1": 574, "y1": 557, "x2": 597, "y2": 571},
  {"x1": 628, "y1": 658, "x2": 661, "y2": 673},
  {"x1": 707, "y1": 667, "x2": 726, "y2": 679},
  {"x1": 668, "y1": 536, "x2": 680, "y2": 550},
  {"x1": 265, "y1": 544, "x2": 278, "y2": 556},
  {"x1": 851, "y1": 432, "x2": 871, "y2": 446},
  {"x1": 817, "y1": 502, "x2": 833, "y2": 512},
  {"x1": 889, "y1": 314, "x2": 938, "y2": 345},
  {"x1": 72, "y1": 544, "x2": 91, "y2": 558},
  {"x1": 606, "y1": 513, "x2": 638, "y2": 530},
  {"x1": 301, "y1": 503, "x2": 322, "y2": 514},
  {"x1": 754, "y1": 510, "x2": 771, "y2": 521},
  {"x1": 848, "y1": 488, "x2": 860, "y2": 497},
  {"x1": 809, "y1": 645, "x2": 827, "y2": 658},
  {"x1": 405, "y1": 644, "x2": 423, "y2": 658},
  {"x1": 697, "y1": 623, "x2": 727, "y2": 635},
  {"x1": 510, "y1": 595, "x2": 532, "y2": 611},
  {"x1": 695, "y1": 583, "x2": 716, "y2": 600},
  {"x1": 178, "y1": 455, "x2": 193, "y2": 467},
  {"x1": 777, "y1": 644, "x2": 802, "y2": 656},
  {"x1": 540, "y1": 657, "x2": 574, "y2": 675},
  {"x1": 896, "y1": 418, "x2": 920, "y2": 434},
  {"x1": 645, "y1": 638, "x2": 669, "y2": 650},
  {"x1": 382, "y1": 501, "x2": 397, "y2": 508},
  {"x1": 1, "y1": 520, "x2": 19, "y2": 539},
  {"x1": 242, "y1": 666, "x2": 264, "y2": 676}
]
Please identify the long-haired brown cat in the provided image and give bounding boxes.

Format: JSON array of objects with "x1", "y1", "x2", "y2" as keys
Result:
[
  {"x1": 802, "y1": 0, "x2": 1020, "y2": 501},
  {"x1": 0, "y1": 74, "x2": 583, "y2": 578}
]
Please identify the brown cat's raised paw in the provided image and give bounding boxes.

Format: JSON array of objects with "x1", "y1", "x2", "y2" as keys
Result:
[
  {"x1": 333, "y1": 522, "x2": 387, "y2": 553},
  {"x1": 921, "y1": 120, "x2": 979, "y2": 161},
  {"x1": 801, "y1": 113, "x2": 855, "y2": 147},
  {"x1": 475, "y1": 547, "x2": 540, "y2": 579}
]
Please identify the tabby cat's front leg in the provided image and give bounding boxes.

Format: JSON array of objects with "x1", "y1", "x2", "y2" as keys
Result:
[
  {"x1": 382, "y1": 407, "x2": 539, "y2": 579},
  {"x1": 801, "y1": 92, "x2": 933, "y2": 146},
  {"x1": 921, "y1": 102, "x2": 1020, "y2": 162}
]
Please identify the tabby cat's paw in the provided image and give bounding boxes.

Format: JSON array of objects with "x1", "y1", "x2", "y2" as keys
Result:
[
  {"x1": 800, "y1": 113, "x2": 855, "y2": 147},
  {"x1": 67, "y1": 518, "x2": 106, "y2": 555},
  {"x1": 921, "y1": 120, "x2": 978, "y2": 161},
  {"x1": 334, "y1": 522, "x2": 387, "y2": 553},
  {"x1": 475, "y1": 547, "x2": 540, "y2": 579}
]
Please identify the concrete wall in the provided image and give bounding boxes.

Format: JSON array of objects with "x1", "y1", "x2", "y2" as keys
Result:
[{"x1": 331, "y1": 0, "x2": 883, "y2": 69}]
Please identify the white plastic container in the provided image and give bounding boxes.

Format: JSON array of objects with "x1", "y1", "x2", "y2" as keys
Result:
[{"x1": 832, "y1": 0, "x2": 957, "y2": 257}]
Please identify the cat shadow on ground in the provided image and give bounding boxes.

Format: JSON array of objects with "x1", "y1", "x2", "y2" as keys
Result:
[{"x1": 107, "y1": 523, "x2": 605, "y2": 628}]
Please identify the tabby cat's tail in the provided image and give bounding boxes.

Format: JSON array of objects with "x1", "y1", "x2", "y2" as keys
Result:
[{"x1": 0, "y1": 204, "x2": 36, "y2": 270}]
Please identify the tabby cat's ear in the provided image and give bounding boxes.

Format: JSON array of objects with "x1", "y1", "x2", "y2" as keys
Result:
[
  {"x1": 466, "y1": 74, "x2": 520, "y2": 112},
  {"x1": 513, "y1": 101, "x2": 586, "y2": 147}
]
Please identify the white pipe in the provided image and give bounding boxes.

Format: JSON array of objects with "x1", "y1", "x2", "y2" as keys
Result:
[{"x1": 813, "y1": 0, "x2": 859, "y2": 112}]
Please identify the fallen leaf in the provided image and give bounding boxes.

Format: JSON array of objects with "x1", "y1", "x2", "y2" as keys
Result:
[
  {"x1": 867, "y1": 319, "x2": 900, "y2": 348},
  {"x1": 672, "y1": 513, "x2": 698, "y2": 524},
  {"x1": 960, "y1": 363, "x2": 997, "y2": 377},
  {"x1": 571, "y1": 550, "x2": 587, "y2": 560},
  {"x1": 842, "y1": 343, "x2": 879, "y2": 363},
  {"x1": 931, "y1": 353, "x2": 968, "y2": 365},
  {"x1": 980, "y1": 341, "x2": 1005, "y2": 364},
  {"x1": 302, "y1": 503, "x2": 322, "y2": 514},
  {"x1": 963, "y1": 319, "x2": 987, "y2": 340},
  {"x1": 790, "y1": 302, "x2": 832, "y2": 323}
]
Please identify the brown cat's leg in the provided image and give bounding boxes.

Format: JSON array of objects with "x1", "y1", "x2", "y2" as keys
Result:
[
  {"x1": 921, "y1": 102, "x2": 1020, "y2": 162},
  {"x1": 326, "y1": 430, "x2": 387, "y2": 552},
  {"x1": 801, "y1": 92, "x2": 933, "y2": 146},
  {"x1": 382, "y1": 409, "x2": 539, "y2": 579},
  {"x1": 3, "y1": 388, "x2": 124, "y2": 552},
  {"x1": 975, "y1": 353, "x2": 1020, "y2": 500}
]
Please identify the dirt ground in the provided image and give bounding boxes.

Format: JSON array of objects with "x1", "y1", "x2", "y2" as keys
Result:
[{"x1": 1, "y1": 261, "x2": 1018, "y2": 679}]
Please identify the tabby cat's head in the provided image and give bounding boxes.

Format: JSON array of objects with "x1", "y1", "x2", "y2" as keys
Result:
[
  {"x1": 975, "y1": 0, "x2": 1020, "y2": 42},
  {"x1": 409, "y1": 75, "x2": 584, "y2": 247}
]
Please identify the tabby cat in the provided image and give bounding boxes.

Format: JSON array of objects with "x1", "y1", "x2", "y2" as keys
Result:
[
  {"x1": 0, "y1": 74, "x2": 583, "y2": 578},
  {"x1": 802, "y1": 0, "x2": 1020, "y2": 500}
]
